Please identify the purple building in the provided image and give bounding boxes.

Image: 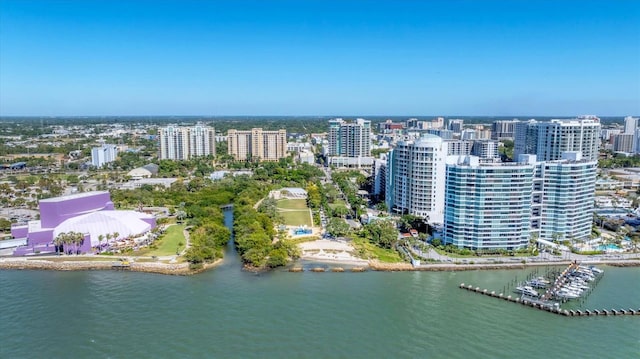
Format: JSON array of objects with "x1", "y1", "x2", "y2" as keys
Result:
[{"x1": 11, "y1": 191, "x2": 156, "y2": 256}]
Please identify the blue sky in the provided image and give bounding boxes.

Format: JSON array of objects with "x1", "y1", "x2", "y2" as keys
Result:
[{"x1": 1, "y1": 0, "x2": 638, "y2": 116}]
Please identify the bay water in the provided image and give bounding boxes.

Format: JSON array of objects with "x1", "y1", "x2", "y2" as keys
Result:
[{"x1": 0, "y1": 211, "x2": 638, "y2": 358}]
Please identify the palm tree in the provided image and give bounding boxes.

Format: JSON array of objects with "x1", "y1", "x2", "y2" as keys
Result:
[
  {"x1": 71, "y1": 232, "x2": 84, "y2": 255},
  {"x1": 53, "y1": 233, "x2": 66, "y2": 255},
  {"x1": 97, "y1": 234, "x2": 105, "y2": 252},
  {"x1": 113, "y1": 232, "x2": 119, "y2": 241}
]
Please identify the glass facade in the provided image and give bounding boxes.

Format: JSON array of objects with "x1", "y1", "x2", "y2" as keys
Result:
[
  {"x1": 444, "y1": 156, "x2": 597, "y2": 250},
  {"x1": 444, "y1": 163, "x2": 534, "y2": 250}
]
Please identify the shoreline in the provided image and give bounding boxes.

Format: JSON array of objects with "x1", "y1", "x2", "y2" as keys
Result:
[
  {"x1": 368, "y1": 259, "x2": 640, "y2": 271},
  {"x1": 1, "y1": 256, "x2": 639, "y2": 275},
  {"x1": 0, "y1": 257, "x2": 223, "y2": 276}
]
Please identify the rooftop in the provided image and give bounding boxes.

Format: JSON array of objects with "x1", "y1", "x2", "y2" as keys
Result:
[{"x1": 39, "y1": 191, "x2": 109, "y2": 203}]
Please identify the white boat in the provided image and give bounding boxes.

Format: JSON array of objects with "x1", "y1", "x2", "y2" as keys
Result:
[
  {"x1": 556, "y1": 290, "x2": 580, "y2": 299},
  {"x1": 514, "y1": 286, "x2": 539, "y2": 297}
]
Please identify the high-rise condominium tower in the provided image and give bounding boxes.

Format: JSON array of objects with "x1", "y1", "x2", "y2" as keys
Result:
[
  {"x1": 327, "y1": 118, "x2": 371, "y2": 157},
  {"x1": 385, "y1": 134, "x2": 447, "y2": 223},
  {"x1": 514, "y1": 117, "x2": 601, "y2": 162},
  {"x1": 158, "y1": 125, "x2": 216, "y2": 160},
  {"x1": 227, "y1": 128, "x2": 287, "y2": 161}
]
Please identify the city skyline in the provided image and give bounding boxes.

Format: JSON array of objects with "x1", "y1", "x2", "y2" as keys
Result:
[{"x1": 1, "y1": 0, "x2": 639, "y2": 116}]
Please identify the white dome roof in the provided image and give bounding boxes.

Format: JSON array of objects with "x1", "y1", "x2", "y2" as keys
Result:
[
  {"x1": 128, "y1": 167, "x2": 152, "y2": 178},
  {"x1": 53, "y1": 210, "x2": 153, "y2": 246}
]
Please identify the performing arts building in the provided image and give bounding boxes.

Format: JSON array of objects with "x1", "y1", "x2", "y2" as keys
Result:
[{"x1": 11, "y1": 191, "x2": 156, "y2": 256}]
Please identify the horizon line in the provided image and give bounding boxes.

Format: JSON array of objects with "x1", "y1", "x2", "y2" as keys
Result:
[{"x1": 0, "y1": 114, "x2": 636, "y2": 118}]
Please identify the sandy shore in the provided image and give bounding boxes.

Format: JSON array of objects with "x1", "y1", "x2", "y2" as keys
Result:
[
  {"x1": 299, "y1": 239, "x2": 368, "y2": 265},
  {"x1": 0, "y1": 257, "x2": 223, "y2": 275}
]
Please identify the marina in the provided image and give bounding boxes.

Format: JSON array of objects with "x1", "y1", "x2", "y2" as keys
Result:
[{"x1": 459, "y1": 262, "x2": 640, "y2": 317}]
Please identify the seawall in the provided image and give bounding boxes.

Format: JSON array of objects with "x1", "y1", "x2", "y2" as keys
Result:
[
  {"x1": 0, "y1": 258, "x2": 222, "y2": 276},
  {"x1": 369, "y1": 259, "x2": 640, "y2": 272}
]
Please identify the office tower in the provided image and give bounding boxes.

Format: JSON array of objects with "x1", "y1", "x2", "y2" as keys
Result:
[
  {"x1": 159, "y1": 125, "x2": 216, "y2": 160},
  {"x1": 91, "y1": 144, "x2": 118, "y2": 167},
  {"x1": 385, "y1": 134, "x2": 447, "y2": 223},
  {"x1": 227, "y1": 128, "x2": 287, "y2": 161},
  {"x1": 327, "y1": 118, "x2": 371, "y2": 157}
]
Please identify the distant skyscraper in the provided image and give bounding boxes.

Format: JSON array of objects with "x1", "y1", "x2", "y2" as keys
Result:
[
  {"x1": 514, "y1": 117, "x2": 601, "y2": 162},
  {"x1": 385, "y1": 134, "x2": 447, "y2": 223},
  {"x1": 159, "y1": 125, "x2": 216, "y2": 160},
  {"x1": 513, "y1": 120, "x2": 538, "y2": 159},
  {"x1": 448, "y1": 119, "x2": 464, "y2": 133},
  {"x1": 327, "y1": 118, "x2": 371, "y2": 157},
  {"x1": 613, "y1": 134, "x2": 634, "y2": 153},
  {"x1": 445, "y1": 140, "x2": 473, "y2": 156},
  {"x1": 91, "y1": 144, "x2": 118, "y2": 167},
  {"x1": 624, "y1": 116, "x2": 638, "y2": 135},
  {"x1": 491, "y1": 120, "x2": 519, "y2": 140},
  {"x1": 470, "y1": 140, "x2": 501, "y2": 162},
  {"x1": 227, "y1": 128, "x2": 287, "y2": 161}
]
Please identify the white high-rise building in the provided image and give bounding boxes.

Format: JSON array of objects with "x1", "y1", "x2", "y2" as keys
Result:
[
  {"x1": 537, "y1": 152, "x2": 597, "y2": 243},
  {"x1": 444, "y1": 156, "x2": 534, "y2": 250},
  {"x1": 624, "y1": 116, "x2": 638, "y2": 135},
  {"x1": 514, "y1": 117, "x2": 601, "y2": 162},
  {"x1": 385, "y1": 134, "x2": 447, "y2": 223},
  {"x1": 158, "y1": 125, "x2": 216, "y2": 160},
  {"x1": 91, "y1": 144, "x2": 118, "y2": 167},
  {"x1": 327, "y1": 118, "x2": 371, "y2": 157},
  {"x1": 443, "y1": 152, "x2": 597, "y2": 250}
]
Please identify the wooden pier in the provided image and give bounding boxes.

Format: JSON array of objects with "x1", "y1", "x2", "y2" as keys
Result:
[{"x1": 459, "y1": 283, "x2": 639, "y2": 317}]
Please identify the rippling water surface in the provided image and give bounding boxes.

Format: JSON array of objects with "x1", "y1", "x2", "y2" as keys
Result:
[
  {"x1": 2, "y1": 209, "x2": 639, "y2": 358},
  {"x1": 1, "y1": 259, "x2": 639, "y2": 358}
]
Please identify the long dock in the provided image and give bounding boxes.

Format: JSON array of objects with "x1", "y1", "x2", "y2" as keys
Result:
[{"x1": 458, "y1": 283, "x2": 639, "y2": 317}]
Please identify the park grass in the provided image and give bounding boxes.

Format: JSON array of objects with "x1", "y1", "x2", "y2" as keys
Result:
[
  {"x1": 276, "y1": 199, "x2": 308, "y2": 210},
  {"x1": 276, "y1": 198, "x2": 313, "y2": 226},
  {"x1": 280, "y1": 210, "x2": 313, "y2": 226},
  {"x1": 351, "y1": 236, "x2": 404, "y2": 263},
  {"x1": 328, "y1": 200, "x2": 347, "y2": 210},
  {"x1": 135, "y1": 224, "x2": 186, "y2": 257}
]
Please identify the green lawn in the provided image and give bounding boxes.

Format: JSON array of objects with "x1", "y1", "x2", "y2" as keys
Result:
[
  {"x1": 328, "y1": 200, "x2": 347, "y2": 209},
  {"x1": 135, "y1": 224, "x2": 186, "y2": 257},
  {"x1": 276, "y1": 198, "x2": 312, "y2": 226},
  {"x1": 277, "y1": 199, "x2": 308, "y2": 210},
  {"x1": 351, "y1": 236, "x2": 404, "y2": 263},
  {"x1": 281, "y1": 210, "x2": 312, "y2": 226}
]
